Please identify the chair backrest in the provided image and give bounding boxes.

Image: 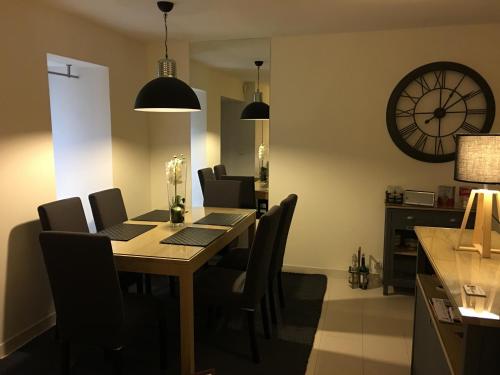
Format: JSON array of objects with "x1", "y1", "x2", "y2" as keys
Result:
[
  {"x1": 269, "y1": 194, "x2": 298, "y2": 281},
  {"x1": 220, "y1": 175, "x2": 256, "y2": 209},
  {"x1": 88, "y1": 188, "x2": 128, "y2": 231},
  {"x1": 242, "y1": 205, "x2": 282, "y2": 308},
  {"x1": 198, "y1": 168, "x2": 216, "y2": 196},
  {"x1": 203, "y1": 180, "x2": 242, "y2": 208},
  {"x1": 213, "y1": 164, "x2": 227, "y2": 180},
  {"x1": 39, "y1": 231, "x2": 124, "y2": 348},
  {"x1": 37, "y1": 197, "x2": 89, "y2": 232}
]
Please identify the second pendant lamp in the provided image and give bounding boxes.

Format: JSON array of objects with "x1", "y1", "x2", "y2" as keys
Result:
[
  {"x1": 134, "y1": 1, "x2": 200, "y2": 112},
  {"x1": 241, "y1": 61, "x2": 270, "y2": 120}
]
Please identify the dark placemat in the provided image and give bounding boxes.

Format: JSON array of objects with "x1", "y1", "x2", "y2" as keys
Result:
[
  {"x1": 193, "y1": 213, "x2": 246, "y2": 227},
  {"x1": 131, "y1": 209, "x2": 170, "y2": 222},
  {"x1": 99, "y1": 223, "x2": 156, "y2": 241},
  {"x1": 160, "y1": 227, "x2": 227, "y2": 247}
]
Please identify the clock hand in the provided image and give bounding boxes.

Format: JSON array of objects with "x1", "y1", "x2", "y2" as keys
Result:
[
  {"x1": 424, "y1": 115, "x2": 435, "y2": 124},
  {"x1": 442, "y1": 74, "x2": 466, "y2": 108},
  {"x1": 444, "y1": 91, "x2": 473, "y2": 111}
]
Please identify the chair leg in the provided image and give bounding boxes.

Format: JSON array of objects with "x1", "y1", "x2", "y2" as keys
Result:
[
  {"x1": 111, "y1": 348, "x2": 123, "y2": 375},
  {"x1": 145, "y1": 274, "x2": 152, "y2": 295},
  {"x1": 278, "y1": 272, "x2": 286, "y2": 309},
  {"x1": 260, "y1": 296, "x2": 271, "y2": 339},
  {"x1": 268, "y1": 283, "x2": 278, "y2": 325},
  {"x1": 159, "y1": 315, "x2": 168, "y2": 370},
  {"x1": 246, "y1": 310, "x2": 260, "y2": 363},
  {"x1": 60, "y1": 340, "x2": 70, "y2": 375}
]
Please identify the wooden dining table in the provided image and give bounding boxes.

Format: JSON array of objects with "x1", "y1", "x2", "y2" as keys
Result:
[{"x1": 111, "y1": 206, "x2": 257, "y2": 375}]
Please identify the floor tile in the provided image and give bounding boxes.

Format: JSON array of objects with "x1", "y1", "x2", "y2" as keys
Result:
[
  {"x1": 315, "y1": 336, "x2": 363, "y2": 375},
  {"x1": 312, "y1": 272, "x2": 414, "y2": 375}
]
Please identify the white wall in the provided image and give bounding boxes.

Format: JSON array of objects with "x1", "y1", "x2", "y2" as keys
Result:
[
  {"x1": 0, "y1": 1, "x2": 150, "y2": 357},
  {"x1": 270, "y1": 23, "x2": 500, "y2": 272},
  {"x1": 191, "y1": 89, "x2": 207, "y2": 207},
  {"x1": 47, "y1": 55, "x2": 113, "y2": 231},
  {"x1": 147, "y1": 40, "x2": 193, "y2": 210}
]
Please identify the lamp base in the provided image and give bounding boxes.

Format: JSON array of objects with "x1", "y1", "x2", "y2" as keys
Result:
[{"x1": 456, "y1": 189, "x2": 500, "y2": 258}]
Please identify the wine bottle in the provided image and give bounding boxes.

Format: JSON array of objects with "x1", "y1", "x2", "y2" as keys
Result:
[{"x1": 359, "y1": 254, "x2": 369, "y2": 290}]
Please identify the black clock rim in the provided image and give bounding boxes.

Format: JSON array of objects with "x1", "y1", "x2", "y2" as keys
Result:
[{"x1": 386, "y1": 61, "x2": 496, "y2": 163}]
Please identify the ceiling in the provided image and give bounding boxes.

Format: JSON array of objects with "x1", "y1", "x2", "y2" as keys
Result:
[
  {"x1": 190, "y1": 39, "x2": 271, "y2": 82},
  {"x1": 41, "y1": 0, "x2": 500, "y2": 41},
  {"x1": 41, "y1": 0, "x2": 500, "y2": 80}
]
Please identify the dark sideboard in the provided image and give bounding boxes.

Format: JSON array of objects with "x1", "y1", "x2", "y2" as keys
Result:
[{"x1": 383, "y1": 204, "x2": 475, "y2": 295}]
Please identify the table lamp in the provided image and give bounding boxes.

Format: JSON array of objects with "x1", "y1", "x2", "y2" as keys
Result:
[{"x1": 455, "y1": 134, "x2": 500, "y2": 258}]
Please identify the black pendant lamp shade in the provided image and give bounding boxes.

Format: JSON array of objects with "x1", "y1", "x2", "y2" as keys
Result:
[
  {"x1": 241, "y1": 61, "x2": 269, "y2": 120},
  {"x1": 135, "y1": 75, "x2": 200, "y2": 112},
  {"x1": 134, "y1": 2, "x2": 200, "y2": 113}
]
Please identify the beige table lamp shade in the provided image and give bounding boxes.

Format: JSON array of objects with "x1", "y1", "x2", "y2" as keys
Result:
[{"x1": 454, "y1": 134, "x2": 500, "y2": 184}]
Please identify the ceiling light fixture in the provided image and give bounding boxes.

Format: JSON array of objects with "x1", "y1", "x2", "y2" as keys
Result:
[
  {"x1": 241, "y1": 61, "x2": 269, "y2": 120},
  {"x1": 134, "y1": 1, "x2": 200, "y2": 113}
]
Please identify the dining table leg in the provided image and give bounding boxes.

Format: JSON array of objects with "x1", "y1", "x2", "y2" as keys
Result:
[{"x1": 179, "y1": 271, "x2": 195, "y2": 375}]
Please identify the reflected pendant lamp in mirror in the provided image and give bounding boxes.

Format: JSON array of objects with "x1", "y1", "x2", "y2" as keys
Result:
[
  {"x1": 241, "y1": 61, "x2": 269, "y2": 120},
  {"x1": 134, "y1": 1, "x2": 200, "y2": 113}
]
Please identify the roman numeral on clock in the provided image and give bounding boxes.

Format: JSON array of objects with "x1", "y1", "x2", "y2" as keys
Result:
[
  {"x1": 467, "y1": 108, "x2": 487, "y2": 115},
  {"x1": 399, "y1": 123, "x2": 418, "y2": 139},
  {"x1": 463, "y1": 89, "x2": 482, "y2": 101},
  {"x1": 433, "y1": 71, "x2": 446, "y2": 89},
  {"x1": 395, "y1": 108, "x2": 415, "y2": 117},
  {"x1": 435, "y1": 137, "x2": 444, "y2": 155},
  {"x1": 414, "y1": 76, "x2": 432, "y2": 94},
  {"x1": 414, "y1": 134, "x2": 428, "y2": 151},
  {"x1": 460, "y1": 122, "x2": 481, "y2": 133}
]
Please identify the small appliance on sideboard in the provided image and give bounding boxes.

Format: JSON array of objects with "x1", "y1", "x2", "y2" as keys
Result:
[{"x1": 403, "y1": 190, "x2": 435, "y2": 207}]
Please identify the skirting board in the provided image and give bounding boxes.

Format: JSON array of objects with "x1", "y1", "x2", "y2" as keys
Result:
[
  {"x1": 282, "y1": 264, "x2": 347, "y2": 278},
  {"x1": 0, "y1": 313, "x2": 56, "y2": 359}
]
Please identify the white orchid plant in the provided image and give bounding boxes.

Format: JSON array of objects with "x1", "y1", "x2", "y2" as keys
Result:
[{"x1": 165, "y1": 154, "x2": 186, "y2": 212}]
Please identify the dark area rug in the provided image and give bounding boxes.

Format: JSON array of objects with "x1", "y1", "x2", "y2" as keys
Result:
[{"x1": 0, "y1": 272, "x2": 326, "y2": 375}]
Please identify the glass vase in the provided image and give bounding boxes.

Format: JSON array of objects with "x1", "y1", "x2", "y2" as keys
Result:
[{"x1": 166, "y1": 155, "x2": 187, "y2": 226}]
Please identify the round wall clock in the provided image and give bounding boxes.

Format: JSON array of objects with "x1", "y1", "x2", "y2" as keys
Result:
[{"x1": 386, "y1": 61, "x2": 495, "y2": 163}]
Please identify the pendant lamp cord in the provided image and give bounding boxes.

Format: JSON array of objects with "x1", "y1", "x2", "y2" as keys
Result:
[
  {"x1": 257, "y1": 65, "x2": 260, "y2": 92},
  {"x1": 164, "y1": 12, "x2": 168, "y2": 59}
]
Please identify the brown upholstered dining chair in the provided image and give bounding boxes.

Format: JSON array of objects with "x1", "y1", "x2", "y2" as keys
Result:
[
  {"x1": 39, "y1": 231, "x2": 167, "y2": 375},
  {"x1": 197, "y1": 168, "x2": 216, "y2": 198},
  {"x1": 219, "y1": 175, "x2": 256, "y2": 210},
  {"x1": 38, "y1": 197, "x2": 89, "y2": 233},
  {"x1": 88, "y1": 188, "x2": 128, "y2": 231},
  {"x1": 203, "y1": 180, "x2": 242, "y2": 208},
  {"x1": 88, "y1": 188, "x2": 148, "y2": 294},
  {"x1": 195, "y1": 205, "x2": 282, "y2": 363},
  {"x1": 213, "y1": 164, "x2": 227, "y2": 180},
  {"x1": 216, "y1": 194, "x2": 298, "y2": 324}
]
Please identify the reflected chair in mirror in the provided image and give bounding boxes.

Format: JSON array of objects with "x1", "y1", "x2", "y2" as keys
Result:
[
  {"x1": 220, "y1": 176, "x2": 256, "y2": 210},
  {"x1": 39, "y1": 231, "x2": 167, "y2": 375},
  {"x1": 38, "y1": 197, "x2": 90, "y2": 233},
  {"x1": 195, "y1": 205, "x2": 282, "y2": 363},
  {"x1": 213, "y1": 164, "x2": 227, "y2": 180},
  {"x1": 88, "y1": 188, "x2": 148, "y2": 294},
  {"x1": 197, "y1": 168, "x2": 216, "y2": 198},
  {"x1": 217, "y1": 194, "x2": 298, "y2": 324},
  {"x1": 203, "y1": 180, "x2": 242, "y2": 208}
]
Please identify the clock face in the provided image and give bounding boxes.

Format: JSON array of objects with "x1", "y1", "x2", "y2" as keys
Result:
[{"x1": 386, "y1": 61, "x2": 495, "y2": 163}]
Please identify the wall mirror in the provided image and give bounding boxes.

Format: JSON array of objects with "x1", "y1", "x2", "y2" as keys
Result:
[{"x1": 190, "y1": 38, "x2": 271, "y2": 180}]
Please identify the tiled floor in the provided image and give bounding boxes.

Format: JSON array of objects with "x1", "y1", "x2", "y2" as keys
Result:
[{"x1": 306, "y1": 271, "x2": 414, "y2": 375}]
